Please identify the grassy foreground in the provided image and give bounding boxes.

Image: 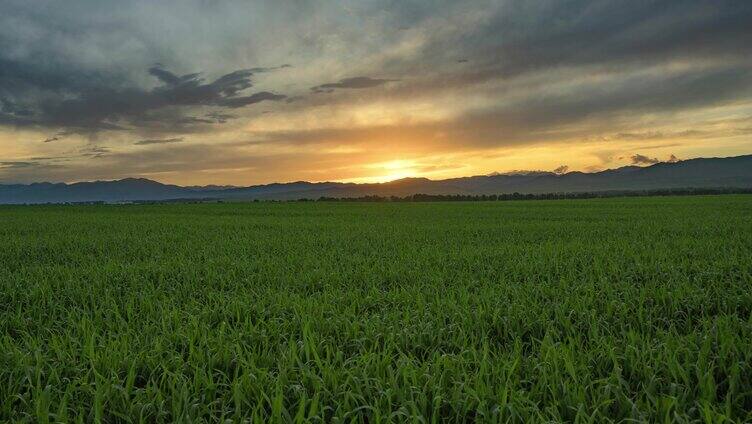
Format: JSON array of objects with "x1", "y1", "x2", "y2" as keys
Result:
[{"x1": 1, "y1": 196, "x2": 751, "y2": 423}]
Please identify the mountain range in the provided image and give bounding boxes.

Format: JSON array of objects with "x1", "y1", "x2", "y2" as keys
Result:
[{"x1": 2, "y1": 154, "x2": 751, "y2": 204}]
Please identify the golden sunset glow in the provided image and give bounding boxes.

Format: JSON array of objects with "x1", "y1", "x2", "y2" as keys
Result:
[
  {"x1": 1, "y1": 1, "x2": 751, "y2": 185},
  {"x1": 365, "y1": 160, "x2": 417, "y2": 183}
]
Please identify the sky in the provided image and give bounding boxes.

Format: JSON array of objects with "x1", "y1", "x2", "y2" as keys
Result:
[{"x1": 1, "y1": 0, "x2": 751, "y2": 185}]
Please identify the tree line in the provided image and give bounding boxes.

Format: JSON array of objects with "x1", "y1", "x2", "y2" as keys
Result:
[{"x1": 308, "y1": 187, "x2": 752, "y2": 202}]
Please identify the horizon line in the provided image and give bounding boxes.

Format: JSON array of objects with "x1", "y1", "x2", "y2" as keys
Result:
[{"x1": 2, "y1": 152, "x2": 748, "y2": 187}]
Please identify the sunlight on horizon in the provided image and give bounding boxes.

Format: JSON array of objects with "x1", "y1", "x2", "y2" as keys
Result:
[{"x1": 336, "y1": 160, "x2": 418, "y2": 184}]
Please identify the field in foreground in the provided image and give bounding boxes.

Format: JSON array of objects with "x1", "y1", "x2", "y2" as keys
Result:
[{"x1": 1, "y1": 196, "x2": 751, "y2": 423}]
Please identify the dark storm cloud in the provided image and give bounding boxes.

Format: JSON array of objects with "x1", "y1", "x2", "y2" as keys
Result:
[
  {"x1": 0, "y1": 57, "x2": 105, "y2": 95},
  {"x1": 0, "y1": 97, "x2": 35, "y2": 125},
  {"x1": 135, "y1": 137, "x2": 184, "y2": 146},
  {"x1": 410, "y1": 0, "x2": 752, "y2": 81},
  {"x1": 248, "y1": 64, "x2": 292, "y2": 73},
  {"x1": 217, "y1": 92, "x2": 287, "y2": 108},
  {"x1": 311, "y1": 77, "x2": 397, "y2": 93},
  {"x1": 3, "y1": 0, "x2": 751, "y2": 138},
  {"x1": 148, "y1": 66, "x2": 187, "y2": 86},
  {"x1": 0, "y1": 60, "x2": 286, "y2": 132}
]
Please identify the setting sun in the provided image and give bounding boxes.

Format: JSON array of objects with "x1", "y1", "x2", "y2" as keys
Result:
[{"x1": 374, "y1": 160, "x2": 417, "y2": 182}]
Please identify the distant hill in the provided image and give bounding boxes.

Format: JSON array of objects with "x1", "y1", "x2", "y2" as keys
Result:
[{"x1": 2, "y1": 154, "x2": 752, "y2": 204}]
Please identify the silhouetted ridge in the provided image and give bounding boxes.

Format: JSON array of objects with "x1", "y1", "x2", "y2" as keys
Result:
[{"x1": 1, "y1": 154, "x2": 751, "y2": 204}]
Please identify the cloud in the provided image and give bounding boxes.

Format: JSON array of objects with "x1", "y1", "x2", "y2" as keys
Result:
[
  {"x1": 248, "y1": 64, "x2": 292, "y2": 73},
  {"x1": 39, "y1": 131, "x2": 71, "y2": 143},
  {"x1": 411, "y1": 1, "x2": 752, "y2": 84},
  {"x1": 205, "y1": 112, "x2": 236, "y2": 124},
  {"x1": 216, "y1": 91, "x2": 287, "y2": 108},
  {"x1": 631, "y1": 153, "x2": 683, "y2": 165},
  {"x1": 630, "y1": 154, "x2": 660, "y2": 165},
  {"x1": 311, "y1": 77, "x2": 397, "y2": 93},
  {"x1": 0, "y1": 62, "x2": 287, "y2": 133},
  {"x1": 0, "y1": 161, "x2": 37, "y2": 169},
  {"x1": 147, "y1": 66, "x2": 190, "y2": 86},
  {"x1": 135, "y1": 137, "x2": 184, "y2": 145},
  {"x1": 79, "y1": 146, "x2": 110, "y2": 158},
  {"x1": 553, "y1": 165, "x2": 569, "y2": 174},
  {"x1": 611, "y1": 130, "x2": 709, "y2": 141}
]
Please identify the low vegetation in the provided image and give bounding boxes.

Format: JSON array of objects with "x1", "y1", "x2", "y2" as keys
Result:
[{"x1": 2, "y1": 196, "x2": 751, "y2": 422}]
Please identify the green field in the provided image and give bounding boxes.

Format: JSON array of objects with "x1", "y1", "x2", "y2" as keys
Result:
[{"x1": 2, "y1": 196, "x2": 752, "y2": 423}]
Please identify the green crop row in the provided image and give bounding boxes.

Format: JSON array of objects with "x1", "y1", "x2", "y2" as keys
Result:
[{"x1": 1, "y1": 196, "x2": 751, "y2": 422}]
